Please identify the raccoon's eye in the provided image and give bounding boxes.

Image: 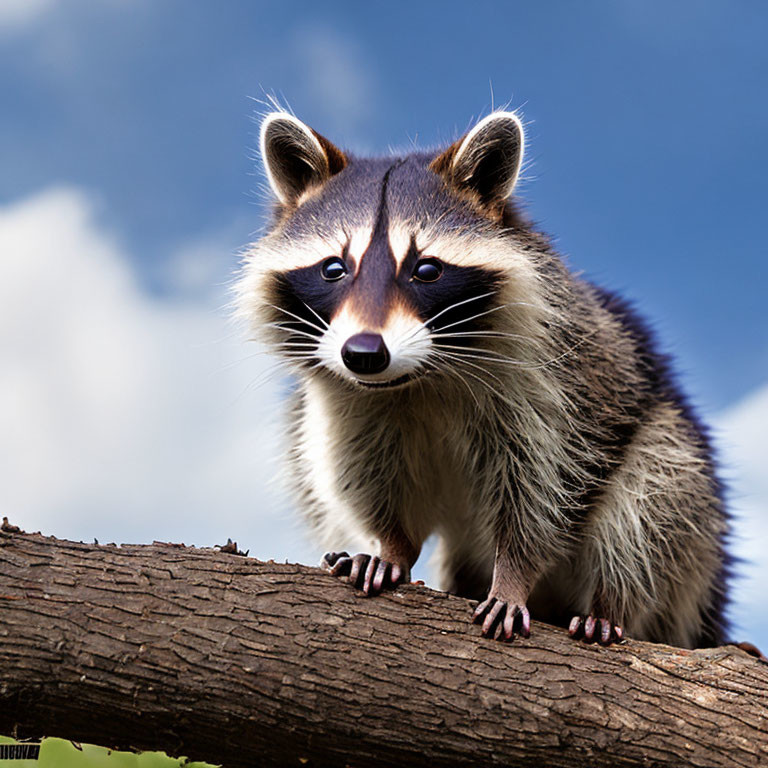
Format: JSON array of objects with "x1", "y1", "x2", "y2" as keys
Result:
[
  {"x1": 412, "y1": 258, "x2": 443, "y2": 283},
  {"x1": 321, "y1": 257, "x2": 348, "y2": 281}
]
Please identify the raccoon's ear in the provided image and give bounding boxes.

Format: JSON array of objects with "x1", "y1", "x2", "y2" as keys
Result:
[
  {"x1": 260, "y1": 112, "x2": 347, "y2": 205},
  {"x1": 431, "y1": 111, "x2": 524, "y2": 213}
]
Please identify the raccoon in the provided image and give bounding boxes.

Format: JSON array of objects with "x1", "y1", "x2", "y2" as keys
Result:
[{"x1": 236, "y1": 109, "x2": 730, "y2": 648}]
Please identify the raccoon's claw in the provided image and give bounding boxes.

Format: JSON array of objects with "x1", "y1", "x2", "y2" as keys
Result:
[
  {"x1": 322, "y1": 551, "x2": 407, "y2": 596},
  {"x1": 569, "y1": 614, "x2": 624, "y2": 646},
  {"x1": 321, "y1": 551, "x2": 349, "y2": 570},
  {"x1": 473, "y1": 597, "x2": 531, "y2": 641}
]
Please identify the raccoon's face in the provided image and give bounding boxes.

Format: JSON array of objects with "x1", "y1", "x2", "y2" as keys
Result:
[{"x1": 241, "y1": 110, "x2": 532, "y2": 390}]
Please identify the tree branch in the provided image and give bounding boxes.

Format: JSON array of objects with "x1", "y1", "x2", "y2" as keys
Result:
[{"x1": 0, "y1": 530, "x2": 766, "y2": 767}]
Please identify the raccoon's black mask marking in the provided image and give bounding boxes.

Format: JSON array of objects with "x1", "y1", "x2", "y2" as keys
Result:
[
  {"x1": 271, "y1": 157, "x2": 504, "y2": 338},
  {"x1": 400, "y1": 241, "x2": 503, "y2": 336},
  {"x1": 273, "y1": 252, "x2": 501, "y2": 338}
]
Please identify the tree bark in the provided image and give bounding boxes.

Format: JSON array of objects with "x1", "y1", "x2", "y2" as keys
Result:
[{"x1": 0, "y1": 530, "x2": 766, "y2": 768}]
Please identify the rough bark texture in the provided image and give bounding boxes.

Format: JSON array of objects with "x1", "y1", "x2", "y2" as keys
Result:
[{"x1": 0, "y1": 530, "x2": 766, "y2": 768}]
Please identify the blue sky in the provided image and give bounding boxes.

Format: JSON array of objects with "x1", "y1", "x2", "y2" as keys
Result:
[
  {"x1": 1, "y1": 1, "x2": 766, "y2": 645},
  {"x1": 3, "y1": 1, "x2": 767, "y2": 407}
]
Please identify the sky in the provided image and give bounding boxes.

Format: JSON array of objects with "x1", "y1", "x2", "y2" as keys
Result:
[{"x1": 0, "y1": 1, "x2": 766, "y2": 647}]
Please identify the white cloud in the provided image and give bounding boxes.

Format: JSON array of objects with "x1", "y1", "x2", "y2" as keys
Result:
[
  {"x1": 0, "y1": 0, "x2": 55, "y2": 30},
  {"x1": 715, "y1": 384, "x2": 768, "y2": 643},
  {"x1": 0, "y1": 186, "x2": 317, "y2": 562}
]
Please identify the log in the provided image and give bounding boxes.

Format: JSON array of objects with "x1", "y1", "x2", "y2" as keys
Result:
[{"x1": 0, "y1": 529, "x2": 766, "y2": 768}]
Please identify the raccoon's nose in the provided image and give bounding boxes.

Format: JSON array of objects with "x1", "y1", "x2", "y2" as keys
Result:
[{"x1": 341, "y1": 332, "x2": 390, "y2": 375}]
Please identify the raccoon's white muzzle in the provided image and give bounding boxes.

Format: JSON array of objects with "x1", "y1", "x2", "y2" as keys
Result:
[{"x1": 317, "y1": 305, "x2": 432, "y2": 386}]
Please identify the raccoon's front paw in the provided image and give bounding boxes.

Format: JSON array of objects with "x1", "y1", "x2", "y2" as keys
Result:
[
  {"x1": 568, "y1": 615, "x2": 624, "y2": 646},
  {"x1": 473, "y1": 597, "x2": 531, "y2": 641},
  {"x1": 321, "y1": 551, "x2": 408, "y2": 596}
]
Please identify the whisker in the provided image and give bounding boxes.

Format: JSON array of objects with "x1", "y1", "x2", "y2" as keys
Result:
[
  {"x1": 421, "y1": 291, "x2": 497, "y2": 330},
  {"x1": 446, "y1": 325, "x2": 596, "y2": 369},
  {"x1": 275, "y1": 341, "x2": 319, "y2": 349},
  {"x1": 450, "y1": 368, "x2": 482, "y2": 409},
  {"x1": 400, "y1": 291, "x2": 497, "y2": 344},
  {"x1": 434, "y1": 334, "x2": 593, "y2": 370},
  {"x1": 266, "y1": 323, "x2": 322, "y2": 342},
  {"x1": 439, "y1": 356, "x2": 503, "y2": 400},
  {"x1": 429, "y1": 349, "x2": 505, "y2": 388},
  {"x1": 525, "y1": 334, "x2": 593, "y2": 369},
  {"x1": 266, "y1": 304, "x2": 326, "y2": 335},
  {"x1": 431, "y1": 298, "x2": 560, "y2": 337},
  {"x1": 430, "y1": 330, "x2": 533, "y2": 343},
  {"x1": 432, "y1": 343, "x2": 524, "y2": 362},
  {"x1": 428, "y1": 358, "x2": 481, "y2": 409},
  {"x1": 227, "y1": 342, "x2": 317, "y2": 371},
  {"x1": 299, "y1": 299, "x2": 329, "y2": 330},
  {"x1": 432, "y1": 302, "x2": 516, "y2": 334},
  {"x1": 233, "y1": 359, "x2": 293, "y2": 400},
  {"x1": 211, "y1": 350, "x2": 272, "y2": 375}
]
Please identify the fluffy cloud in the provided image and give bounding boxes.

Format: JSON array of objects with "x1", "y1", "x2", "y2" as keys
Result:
[
  {"x1": 714, "y1": 385, "x2": 768, "y2": 642},
  {"x1": 0, "y1": 187, "x2": 316, "y2": 562}
]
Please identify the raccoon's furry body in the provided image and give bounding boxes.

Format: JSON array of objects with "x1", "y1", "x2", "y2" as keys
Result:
[{"x1": 237, "y1": 110, "x2": 729, "y2": 648}]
